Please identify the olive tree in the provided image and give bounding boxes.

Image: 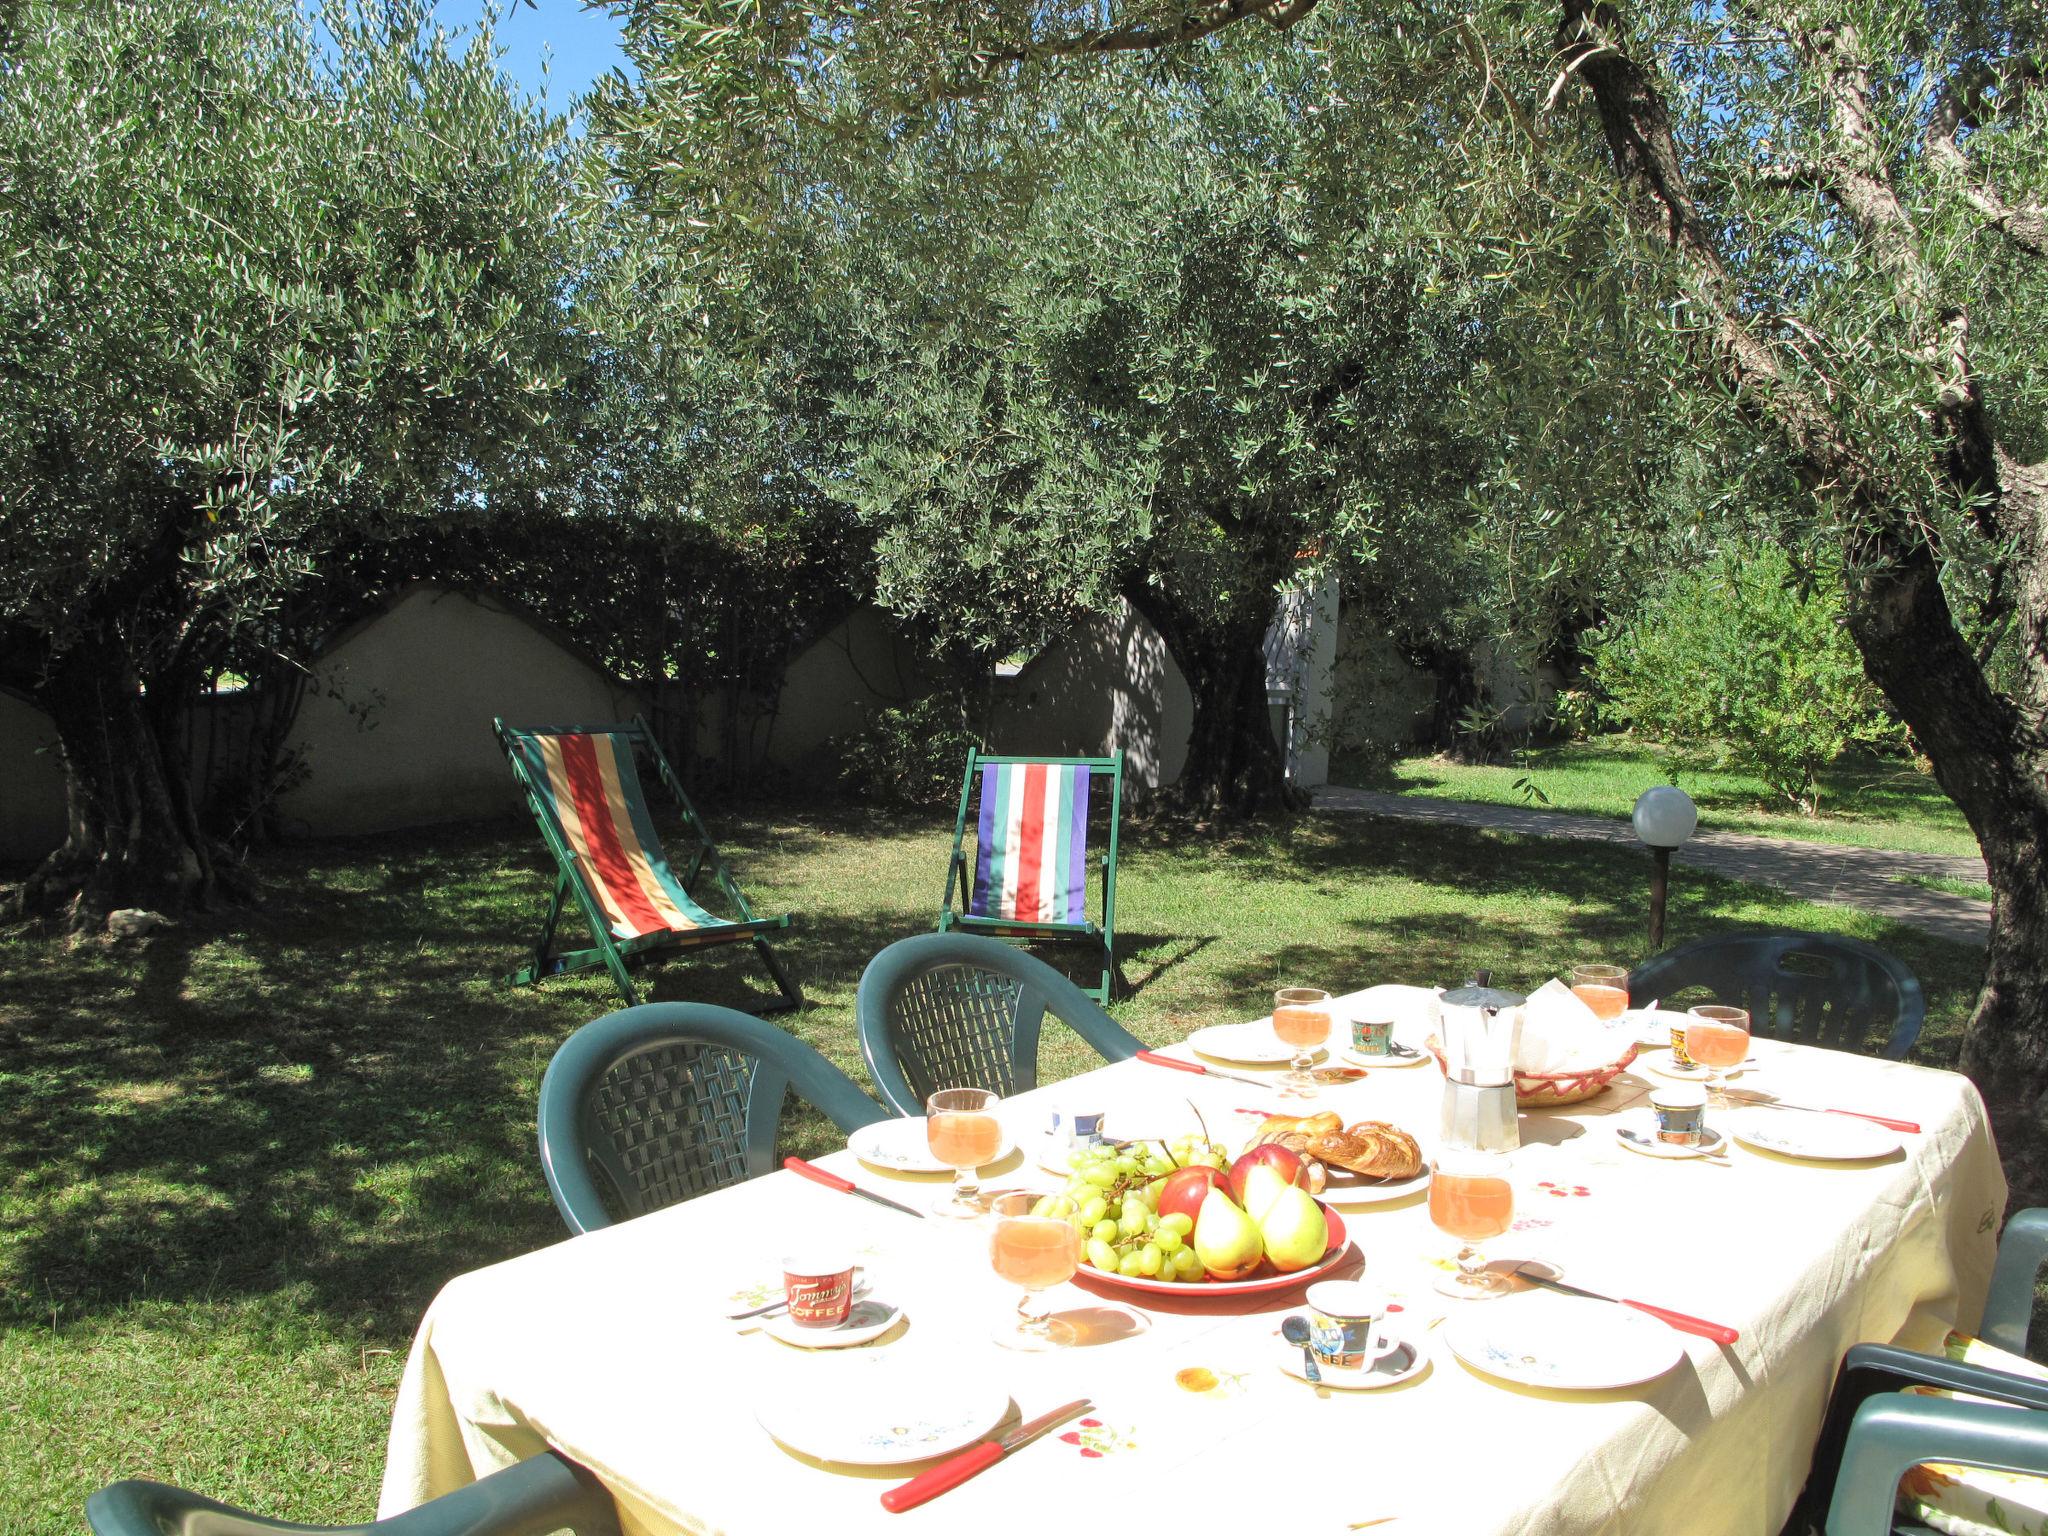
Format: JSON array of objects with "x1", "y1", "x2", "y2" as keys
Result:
[{"x1": 0, "y1": 1, "x2": 591, "y2": 924}]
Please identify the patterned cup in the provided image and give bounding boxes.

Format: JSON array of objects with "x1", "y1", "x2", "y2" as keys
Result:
[
  {"x1": 1349, "y1": 1016, "x2": 1395, "y2": 1057},
  {"x1": 1050, "y1": 1108, "x2": 1107, "y2": 1149},
  {"x1": 781, "y1": 1253, "x2": 858, "y2": 1328},
  {"x1": 1303, "y1": 1281, "x2": 1402, "y2": 1373},
  {"x1": 1650, "y1": 1085, "x2": 1708, "y2": 1147}
]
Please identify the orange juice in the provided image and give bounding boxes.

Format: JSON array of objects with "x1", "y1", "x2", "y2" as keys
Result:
[
  {"x1": 927, "y1": 1110, "x2": 1003, "y2": 1169},
  {"x1": 990, "y1": 1216, "x2": 1080, "y2": 1290},
  {"x1": 1570, "y1": 984, "x2": 1629, "y2": 1021},
  {"x1": 1684, "y1": 1019, "x2": 1750, "y2": 1069},
  {"x1": 1428, "y1": 1171, "x2": 1514, "y2": 1241},
  {"x1": 1273, "y1": 1005, "x2": 1331, "y2": 1048}
]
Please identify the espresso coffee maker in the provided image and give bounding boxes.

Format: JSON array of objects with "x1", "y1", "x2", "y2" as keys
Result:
[{"x1": 1438, "y1": 973, "x2": 1526, "y2": 1153}]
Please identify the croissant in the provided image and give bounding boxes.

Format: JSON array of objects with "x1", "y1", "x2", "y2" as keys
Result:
[{"x1": 1249, "y1": 1113, "x2": 1421, "y2": 1180}]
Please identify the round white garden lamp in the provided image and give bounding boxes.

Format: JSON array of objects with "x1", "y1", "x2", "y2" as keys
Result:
[{"x1": 1632, "y1": 785, "x2": 1698, "y2": 951}]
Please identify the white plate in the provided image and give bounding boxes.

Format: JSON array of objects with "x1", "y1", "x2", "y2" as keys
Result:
[
  {"x1": 1644, "y1": 1056, "x2": 1753, "y2": 1085},
  {"x1": 1315, "y1": 1165, "x2": 1432, "y2": 1205},
  {"x1": 1614, "y1": 1114, "x2": 1728, "y2": 1161},
  {"x1": 1279, "y1": 1333, "x2": 1428, "y2": 1391},
  {"x1": 1340, "y1": 1045, "x2": 1430, "y2": 1070},
  {"x1": 1727, "y1": 1110, "x2": 1903, "y2": 1162},
  {"x1": 760, "y1": 1298, "x2": 903, "y2": 1350},
  {"x1": 848, "y1": 1116, "x2": 1015, "y2": 1174},
  {"x1": 1443, "y1": 1296, "x2": 1685, "y2": 1392},
  {"x1": 754, "y1": 1370, "x2": 1010, "y2": 1465},
  {"x1": 1189, "y1": 1022, "x2": 1324, "y2": 1066}
]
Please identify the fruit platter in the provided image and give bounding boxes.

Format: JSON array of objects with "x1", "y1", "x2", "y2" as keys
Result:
[{"x1": 1029, "y1": 1123, "x2": 1397, "y2": 1297}]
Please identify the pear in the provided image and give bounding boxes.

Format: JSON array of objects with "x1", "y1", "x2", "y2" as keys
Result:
[
  {"x1": 1257, "y1": 1184, "x2": 1329, "y2": 1273},
  {"x1": 1237, "y1": 1161, "x2": 1293, "y2": 1224},
  {"x1": 1192, "y1": 1185, "x2": 1264, "y2": 1281}
]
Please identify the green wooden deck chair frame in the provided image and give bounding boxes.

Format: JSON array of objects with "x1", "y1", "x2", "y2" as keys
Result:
[
  {"x1": 495, "y1": 716, "x2": 800, "y2": 1013},
  {"x1": 937, "y1": 751, "x2": 1123, "y2": 1003}
]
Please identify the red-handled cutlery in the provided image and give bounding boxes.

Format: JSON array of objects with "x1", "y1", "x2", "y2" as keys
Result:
[
  {"x1": 781, "y1": 1156, "x2": 927, "y2": 1219},
  {"x1": 1135, "y1": 1048, "x2": 1270, "y2": 1089},
  {"x1": 1514, "y1": 1266, "x2": 1740, "y2": 1346},
  {"x1": 1720, "y1": 1091, "x2": 1919, "y2": 1134},
  {"x1": 880, "y1": 1399, "x2": 1092, "y2": 1513}
]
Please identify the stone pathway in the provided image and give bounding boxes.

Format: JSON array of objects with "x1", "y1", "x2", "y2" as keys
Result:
[{"x1": 1313, "y1": 787, "x2": 1991, "y2": 948}]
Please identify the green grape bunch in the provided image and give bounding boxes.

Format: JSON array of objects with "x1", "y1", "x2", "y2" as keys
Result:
[{"x1": 1030, "y1": 1134, "x2": 1226, "y2": 1283}]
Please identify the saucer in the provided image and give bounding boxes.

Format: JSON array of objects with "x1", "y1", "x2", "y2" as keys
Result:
[
  {"x1": 1278, "y1": 1333, "x2": 1427, "y2": 1391},
  {"x1": 1616, "y1": 1115, "x2": 1728, "y2": 1161},
  {"x1": 1340, "y1": 1046, "x2": 1428, "y2": 1070},
  {"x1": 760, "y1": 1298, "x2": 903, "y2": 1349}
]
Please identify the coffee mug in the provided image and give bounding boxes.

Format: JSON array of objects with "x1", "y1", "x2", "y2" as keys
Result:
[
  {"x1": 1349, "y1": 1016, "x2": 1395, "y2": 1056},
  {"x1": 1650, "y1": 1084, "x2": 1708, "y2": 1147},
  {"x1": 1302, "y1": 1280, "x2": 1401, "y2": 1372},
  {"x1": 1049, "y1": 1108, "x2": 1106, "y2": 1149},
  {"x1": 781, "y1": 1253, "x2": 859, "y2": 1328}
]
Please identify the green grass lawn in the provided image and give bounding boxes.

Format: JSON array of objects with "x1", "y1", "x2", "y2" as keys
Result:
[
  {"x1": 0, "y1": 804, "x2": 1990, "y2": 1533},
  {"x1": 1335, "y1": 740, "x2": 1981, "y2": 860}
]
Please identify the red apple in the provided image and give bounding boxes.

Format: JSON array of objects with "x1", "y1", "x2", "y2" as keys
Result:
[
  {"x1": 1227, "y1": 1144, "x2": 1309, "y2": 1207},
  {"x1": 1156, "y1": 1164, "x2": 1232, "y2": 1225}
]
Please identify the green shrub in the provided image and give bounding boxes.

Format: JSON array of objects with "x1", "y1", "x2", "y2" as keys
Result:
[
  {"x1": 1587, "y1": 546, "x2": 1899, "y2": 812},
  {"x1": 831, "y1": 697, "x2": 983, "y2": 808}
]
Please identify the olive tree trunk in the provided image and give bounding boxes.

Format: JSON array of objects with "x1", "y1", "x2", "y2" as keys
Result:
[{"x1": 1559, "y1": 0, "x2": 2048, "y2": 1109}]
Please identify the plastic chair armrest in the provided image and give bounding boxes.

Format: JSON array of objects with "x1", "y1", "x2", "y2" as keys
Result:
[
  {"x1": 1798, "y1": 1343, "x2": 2048, "y2": 1532},
  {"x1": 1984, "y1": 1209, "x2": 2048, "y2": 1357},
  {"x1": 1826, "y1": 1394, "x2": 2048, "y2": 1536}
]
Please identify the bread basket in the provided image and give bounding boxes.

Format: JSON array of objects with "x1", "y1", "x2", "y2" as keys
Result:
[{"x1": 1426, "y1": 1037, "x2": 1640, "y2": 1107}]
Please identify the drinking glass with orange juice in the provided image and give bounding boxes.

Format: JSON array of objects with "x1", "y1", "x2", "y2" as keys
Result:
[
  {"x1": 1570, "y1": 964, "x2": 1630, "y2": 1021},
  {"x1": 988, "y1": 1191, "x2": 1082, "y2": 1349},
  {"x1": 1428, "y1": 1147, "x2": 1517, "y2": 1298},
  {"x1": 1272, "y1": 987, "x2": 1332, "y2": 1100},
  {"x1": 1683, "y1": 1005, "x2": 1751, "y2": 1099},
  {"x1": 926, "y1": 1087, "x2": 1003, "y2": 1218}
]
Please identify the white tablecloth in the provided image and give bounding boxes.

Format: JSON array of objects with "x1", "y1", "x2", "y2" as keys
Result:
[{"x1": 379, "y1": 999, "x2": 2006, "y2": 1535}]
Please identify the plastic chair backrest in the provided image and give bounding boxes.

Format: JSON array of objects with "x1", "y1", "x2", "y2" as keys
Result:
[
  {"x1": 87, "y1": 1450, "x2": 618, "y2": 1536},
  {"x1": 856, "y1": 933, "x2": 1145, "y2": 1116},
  {"x1": 538, "y1": 1003, "x2": 887, "y2": 1234},
  {"x1": 1627, "y1": 930, "x2": 1924, "y2": 1060}
]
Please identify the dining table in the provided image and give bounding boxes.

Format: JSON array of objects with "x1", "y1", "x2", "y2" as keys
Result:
[{"x1": 377, "y1": 988, "x2": 2007, "y2": 1535}]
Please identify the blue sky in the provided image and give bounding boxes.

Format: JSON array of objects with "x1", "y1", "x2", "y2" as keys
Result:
[{"x1": 431, "y1": 0, "x2": 631, "y2": 108}]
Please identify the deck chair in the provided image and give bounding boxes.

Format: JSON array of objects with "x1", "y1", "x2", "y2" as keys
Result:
[
  {"x1": 937, "y1": 751, "x2": 1122, "y2": 1003},
  {"x1": 495, "y1": 717, "x2": 800, "y2": 1012}
]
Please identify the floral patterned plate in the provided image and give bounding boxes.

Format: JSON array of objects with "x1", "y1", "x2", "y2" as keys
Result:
[
  {"x1": 754, "y1": 1371, "x2": 1010, "y2": 1465},
  {"x1": 1443, "y1": 1295, "x2": 1683, "y2": 1392}
]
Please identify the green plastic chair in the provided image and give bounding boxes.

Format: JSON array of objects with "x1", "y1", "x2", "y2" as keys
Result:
[
  {"x1": 1793, "y1": 1210, "x2": 2048, "y2": 1534},
  {"x1": 539, "y1": 1001, "x2": 888, "y2": 1235},
  {"x1": 937, "y1": 751, "x2": 1124, "y2": 1002},
  {"x1": 496, "y1": 716, "x2": 800, "y2": 1012},
  {"x1": 1627, "y1": 930, "x2": 1924, "y2": 1060},
  {"x1": 857, "y1": 932, "x2": 1145, "y2": 1117},
  {"x1": 88, "y1": 1451, "x2": 617, "y2": 1536}
]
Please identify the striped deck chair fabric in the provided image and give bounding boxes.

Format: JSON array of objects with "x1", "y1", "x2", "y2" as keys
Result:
[
  {"x1": 968, "y1": 760, "x2": 1092, "y2": 925},
  {"x1": 506, "y1": 729, "x2": 717, "y2": 940},
  {"x1": 496, "y1": 717, "x2": 800, "y2": 1011},
  {"x1": 940, "y1": 751, "x2": 1123, "y2": 1002}
]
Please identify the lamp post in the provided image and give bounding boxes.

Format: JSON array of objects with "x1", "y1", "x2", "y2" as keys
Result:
[{"x1": 1632, "y1": 785, "x2": 1698, "y2": 951}]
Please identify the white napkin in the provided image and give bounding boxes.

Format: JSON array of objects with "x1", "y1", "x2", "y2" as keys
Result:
[{"x1": 1515, "y1": 979, "x2": 1638, "y2": 1074}]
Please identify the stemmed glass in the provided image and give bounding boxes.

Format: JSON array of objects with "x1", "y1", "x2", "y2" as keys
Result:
[
  {"x1": 1570, "y1": 964, "x2": 1630, "y2": 1021},
  {"x1": 1683, "y1": 1005, "x2": 1752, "y2": 1101},
  {"x1": 987, "y1": 1191, "x2": 1081, "y2": 1349},
  {"x1": 926, "y1": 1087, "x2": 1003, "y2": 1218},
  {"x1": 1272, "y1": 987, "x2": 1332, "y2": 1100},
  {"x1": 1427, "y1": 1146, "x2": 1517, "y2": 1299}
]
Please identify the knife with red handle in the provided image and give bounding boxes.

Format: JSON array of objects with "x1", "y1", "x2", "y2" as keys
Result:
[
  {"x1": 1518, "y1": 1269, "x2": 1740, "y2": 1346},
  {"x1": 782, "y1": 1156, "x2": 927, "y2": 1218},
  {"x1": 1135, "y1": 1048, "x2": 1269, "y2": 1088},
  {"x1": 1722, "y1": 1092, "x2": 1919, "y2": 1134},
  {"x1": 880, "y1": 1399, "x2": 1091, "y2": 1513}
]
